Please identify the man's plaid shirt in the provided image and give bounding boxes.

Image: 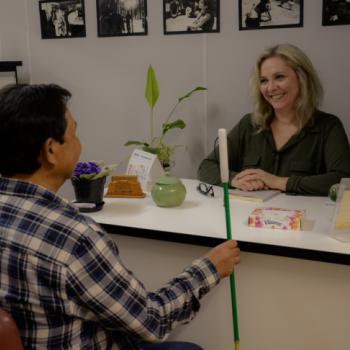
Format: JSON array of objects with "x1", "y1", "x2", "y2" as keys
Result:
[{"x1": 0, "y1": 178, "x2": 220, "y2": 349}]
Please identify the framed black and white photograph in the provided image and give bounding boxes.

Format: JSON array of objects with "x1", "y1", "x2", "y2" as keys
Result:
[
  {"x1": 39, "y1": 0, "x2": 86, "y2": 39},
  {"x1": 96, "y1": 0, "x2": 148, "y2": 37},
  {"x1": 322, "y1": 0, "x2": 350, "y2": 26},
  {"x1": 239, "y1": 0, "x2": 303, "y2": 30},
  {"x1": 163, "y1": 0, "x2": 220, "y2": 34}
]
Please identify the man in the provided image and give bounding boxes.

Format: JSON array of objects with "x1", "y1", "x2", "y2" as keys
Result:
[{"x1": 0, "y1": 84, "x2": 240, "y2": 350}]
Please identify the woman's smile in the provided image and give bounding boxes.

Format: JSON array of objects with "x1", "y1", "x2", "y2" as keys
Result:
[{"x1": 260, "y1": 56, "x2": 300, "y2": 115}]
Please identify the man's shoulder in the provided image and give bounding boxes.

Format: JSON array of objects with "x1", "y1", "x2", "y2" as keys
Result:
[
  {"x1": 36, "y1": 207, "x2": 108, "y2": 266},
  {"x1": 69, "y1": 213, "x2": 106, "y2": 241},
  {"x1": 0, "y1": 189, "x2": 107, "y2": 265},
  {"x1": 48, "y1": 205, "x2": 106, "y2": 243}
]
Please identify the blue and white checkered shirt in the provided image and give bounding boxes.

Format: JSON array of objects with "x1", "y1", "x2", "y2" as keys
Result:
[{"x1": 0, "y1": 178, "x2": 220, "y2": 349}]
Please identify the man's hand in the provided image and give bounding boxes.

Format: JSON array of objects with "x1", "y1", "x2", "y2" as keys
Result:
[{"x1": 205, "y1": 240, "x2": 240, "y2": 278}]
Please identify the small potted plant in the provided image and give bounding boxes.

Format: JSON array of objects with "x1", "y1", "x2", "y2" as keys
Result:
[
  {"x1": 125, "y1": 65, "x2": 206, "y2": 171},
  {"x1": 71, "y1": 161, "x2": 116, "y2": 205}
]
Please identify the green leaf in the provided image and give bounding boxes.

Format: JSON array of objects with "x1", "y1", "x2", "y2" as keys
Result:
[
  {"x1": 142, "y1": 145, "x2": 160, "y2": 155},
  {"x1": 145, "y1": 65, "x2": 159, "y2": 110},
  {"x1": 162, "y1": 119, "x2": 186, "y2": 136},
  {"x1": 79, "y1": 173, "x2": 98, "y2": 180},
  {"x1": 97, "y1": 164, "x2": 118, "y2": 179},
  {"x1": 157, "y1": 145, "x2": 174, "y2": 164},
  {"x1": 178, "y1": 86, "x2": 206, "y2": 103},
  {"x1": 124, "y1": 141, "x2": 149, "y2": 147}
]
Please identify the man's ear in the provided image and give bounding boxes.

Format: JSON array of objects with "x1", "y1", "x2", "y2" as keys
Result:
[{"x1": 40, "y1": 138, "x2": 60, "y2": 166}]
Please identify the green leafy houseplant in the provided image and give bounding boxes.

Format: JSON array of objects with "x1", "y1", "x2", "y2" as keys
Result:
[{"x1": 125, "y1": 65, "x2": 206, "y2": 169}]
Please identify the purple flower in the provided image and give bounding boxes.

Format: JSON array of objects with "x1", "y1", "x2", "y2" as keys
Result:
[
  {"x1": 73, "y1": 162, "x2": 101, "y2": 178},
  {"x1": 72, "y1": 160, "x2": 117, "y2": 181}
]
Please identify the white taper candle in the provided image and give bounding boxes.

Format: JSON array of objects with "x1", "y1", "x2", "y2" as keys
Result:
[{"x1": 218, "y1": 128, "x2": 229, "y2": 183}]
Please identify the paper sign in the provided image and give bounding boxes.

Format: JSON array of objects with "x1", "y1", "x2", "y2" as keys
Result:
[
  {"x1": 126, "y1": 149, "x2": 164, "y2": 192},
  {"x1": 330, "y1": 178, "x2": 350, "y2": 242},
  {"x1": 335, "y1": 190, "x2": 350, "y2": 229}
]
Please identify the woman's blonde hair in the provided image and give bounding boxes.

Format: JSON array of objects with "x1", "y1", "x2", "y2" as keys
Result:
[{"x1": 250, "y1": 44, "x2": 323, "y2": 130}]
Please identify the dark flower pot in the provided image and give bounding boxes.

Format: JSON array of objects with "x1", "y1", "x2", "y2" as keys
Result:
[{"x1": 71, "y1": 177, "x2": 106, "y2": 204}]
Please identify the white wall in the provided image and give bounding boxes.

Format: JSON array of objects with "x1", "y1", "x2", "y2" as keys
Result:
[
  {"x1": 0, "y1": 0, "x2": 349, "y2": 199},
  {"x1": 0, "y1": 0, "x2": 31, "y2": 81}
]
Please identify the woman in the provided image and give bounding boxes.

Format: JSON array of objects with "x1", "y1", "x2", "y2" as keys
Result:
[{"x1": 198, "y1": 44, "x2": 350, "y2": 196}]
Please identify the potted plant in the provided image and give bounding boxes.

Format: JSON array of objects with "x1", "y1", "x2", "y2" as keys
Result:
[
  {"x1": 125, "y1": 65, "x2": 206, "y2": 170},
  {"x1": 71, "y1": 161, "x2": 116, "y2": 204}
]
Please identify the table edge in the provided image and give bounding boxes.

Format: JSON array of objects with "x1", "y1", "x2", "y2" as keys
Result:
[{"x1": 101, "y1": 223, "x2": 350, "y2": 266}]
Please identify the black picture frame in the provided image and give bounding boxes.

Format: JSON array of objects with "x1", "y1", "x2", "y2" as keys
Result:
[
  {"x1": 96, "y1": 0, "x2": 148, "y2": 37},
  {"x1": 239, "y1": 0, "x2": 303, "y2": 31},
  {"x1": 39, "y1": 0, "x2": 86, "y2": 39},
  {"x1": 163, "y1": 0, "x2": 220, "y2": 35},
  {"x1": 322, "y1": 0, "x2": 350, "y2": 26}
]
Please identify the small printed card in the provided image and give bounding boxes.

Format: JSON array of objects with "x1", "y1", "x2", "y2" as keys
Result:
[
  {"x1": 248, "y1": 207, "x2": 305, "y2": 230},
  {"x1": 126, "y1": 149, "x2": 164, "y2": 192}
]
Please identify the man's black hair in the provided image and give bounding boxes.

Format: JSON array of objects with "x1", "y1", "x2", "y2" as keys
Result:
[{"x1": 0, "y1": 84, "x2": 71, "y2": 177}]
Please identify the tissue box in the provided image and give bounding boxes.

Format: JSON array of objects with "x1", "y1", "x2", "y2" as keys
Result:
[{"x1": 248, "y1": 207, "x2": 304, "y2": 230}]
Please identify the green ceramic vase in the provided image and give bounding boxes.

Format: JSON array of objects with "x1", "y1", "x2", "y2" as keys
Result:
[{"x1": 151, "y1": 175, "x2": 186, "y2": 207}]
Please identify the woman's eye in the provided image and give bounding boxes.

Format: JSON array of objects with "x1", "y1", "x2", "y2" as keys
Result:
[
  {"x1": 276, "y1": 75, "x2": 285, "y2": 80},
  {"x1": 260, "y1": 79, "x2": 267, "y2": 84}
]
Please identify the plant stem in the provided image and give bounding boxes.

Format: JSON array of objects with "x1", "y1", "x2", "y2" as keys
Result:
[
  {"x1": 150, "y1": 107, "x2": 154, "y2": 144},
  {"x1": 159, "y1": 101, "x2": 180, "y2": 145},
  {"x1": 165, "y1": 101, "x2": 180, "y2": 124},
  {"x1": 158, "y1": 101, "x2": 179, "y2": 145}
]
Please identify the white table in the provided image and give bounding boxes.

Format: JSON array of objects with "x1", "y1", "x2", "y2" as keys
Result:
[
  {"x1": 89, "y1": 179, "x2": 350, "y2": 265},
  {"x1": 87, "y1": 179, "x2": 350, "y2": 350}
]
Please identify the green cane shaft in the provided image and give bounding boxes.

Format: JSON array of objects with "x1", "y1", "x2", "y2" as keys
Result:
[
  {"x1": 223, "y1": 183, "x2": 232, "y2": 240},
  {"x1": 230, "y1": 274, "x2": 240, "y2": 347},
  {"x1": 223, "y1": 182, "x2": 240, "y2": 345}
]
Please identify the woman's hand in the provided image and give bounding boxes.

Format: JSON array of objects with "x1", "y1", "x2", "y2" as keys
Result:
[
  {"x1": 231, "y1": 169, "x2": 288, "y2": 192},
  {"x1": 231, "y1": 171, "x2": 267, "y2": 191}
]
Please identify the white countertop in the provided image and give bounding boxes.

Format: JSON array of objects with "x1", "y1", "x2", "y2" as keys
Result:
[{"x1": 86, "y1": 179, "x2": 350, "y2": 257}]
